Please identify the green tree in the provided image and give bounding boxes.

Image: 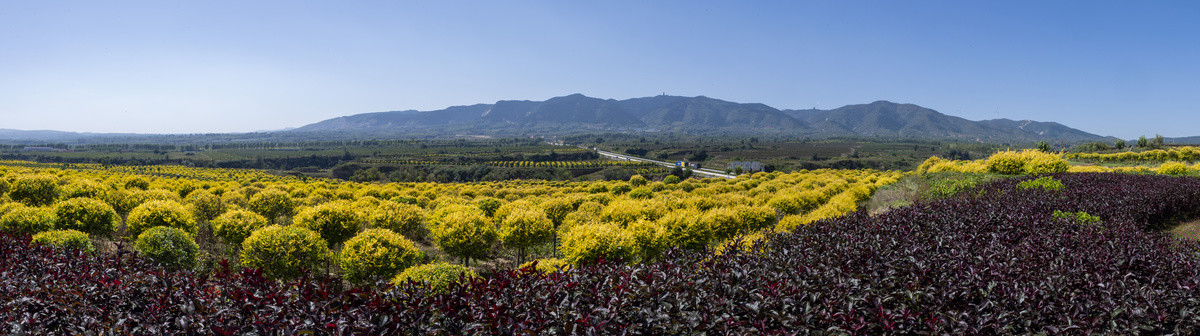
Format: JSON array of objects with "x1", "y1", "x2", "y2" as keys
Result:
[
  {"x1": 1036, "y1": 140, "x2": 1050, "y2": 152},
  {"x1": 1151, "y1": 134, "x2": 1166, "y2": 149},
  {"x1": 1137, "y1": 135, "x2": 1148, "y2": 148},
  {"x1": 1115, "y1": 139, "x2": 1126, "y2": 150}
]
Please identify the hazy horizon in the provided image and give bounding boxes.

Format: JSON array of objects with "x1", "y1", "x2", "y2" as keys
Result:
[{"x1": 2, "y1": 1, "x2": 1198, "y2": 139}]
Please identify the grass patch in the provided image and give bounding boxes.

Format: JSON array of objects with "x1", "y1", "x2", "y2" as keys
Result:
[
  {"x1": 865, "y1": 172, "x2": 1002, "y2": 215},
  {"x1": 1169, "y1": 220, "x2": 1200, "y2": 241}
]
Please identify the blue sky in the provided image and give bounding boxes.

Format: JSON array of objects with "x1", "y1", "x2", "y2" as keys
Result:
[{"x1": 0, "y1": 1, "x2": 1197, "y2": 139}]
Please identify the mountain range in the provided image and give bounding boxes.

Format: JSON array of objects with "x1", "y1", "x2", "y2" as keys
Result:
[{"x1": 294, "y1": 94, "x2": 1112, "y2": 143}]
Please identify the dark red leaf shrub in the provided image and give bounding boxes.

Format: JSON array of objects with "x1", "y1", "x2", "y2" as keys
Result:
[{"x1": 2, "y1": 173, "x2": 1200, "y2": 334}]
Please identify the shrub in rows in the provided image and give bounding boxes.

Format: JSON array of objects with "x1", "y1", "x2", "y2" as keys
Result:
[
  {"x1": 293, "y1": 200, "x2": 365, "y2": 247},
  {"x1": 1158, "y1": 161, "x2": 1190, "y2": 175},
  {"x1": 52, "y1": 197, "x2": 118, "y2": 236},
  {"x1": 211, "y1": 209, "x2": 270, "y2": 246},
  {"x1": 247, "y1": 188, "x2": 296, "y2": 221},
  {"x1": 31, "y1": 229, "x2": 94, "y2": 253},
  {"x1": 560, "y1": 223, "x2": 633, "y2": 265},
  {"x1": 391, "y1": 262, "x2": 480, "y2": 293},
  {"x1": 240, "y1": 225, "x2": 332, "y2": 280},
  {"x1": 133, "y1": 226, "x2": 199, "y2": 270},
  {"x1": 0, "y1": 205, "x2": 55, "y2": 235},
  {"x1": 368, "y1": 201, "x2": 428, "y2": 242},
  {"x1": 8, "y1": 175, "x2": 58, "y2": 206},
  {"x1": 338, "y1": 228, "x2": 424, "y2": 286},
  {"x1": 126, "y1": 200, "x2": 196, "y2": 239},
  {"x1": 985, "y1": 150, "x2": 1069, "y2": 175},
  {"x1": 430, "y1": 211, "x2": 496, "y2": 265}
]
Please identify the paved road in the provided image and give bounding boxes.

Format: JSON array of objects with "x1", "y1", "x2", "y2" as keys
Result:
[{"x1": 593, "y1": 149, "x2": 737, "y2": 179}]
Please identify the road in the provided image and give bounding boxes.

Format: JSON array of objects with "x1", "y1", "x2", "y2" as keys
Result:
[{"x1": 592, "y1": 149, "x2": 738, "y2": 179}]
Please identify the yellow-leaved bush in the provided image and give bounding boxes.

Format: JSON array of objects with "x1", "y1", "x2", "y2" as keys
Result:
[
  {"x1": 498, "y1": 208, "x2": 554, "y2": 263},
  {"x1": 338, "y1": 228, "x2": 424, "y2": 286},
  {"x1": 627, "y1": 219, "x2": 667, "y2": 262},
  {"x1": 430, "y1": 211, "x2": 496, "y2": 265},
  {"x1": 1158, "y1": 162, "x2": 1190, "y2": 176},
  {"x1": 8, "y1": 175, "x2": 59, "y2": 206},
  {"x1": 126, "y1": 200, "x2": 196, "y2": 239},
  {"x1": 240, "y1": 225, "x2": 331, "y2": 280},
  {"x1": 369, "y1": 201, "x2": 429, "y2": 243},
  {"x1": 986, "y1": 150, "x2": 1068, "y2": 175},
  {"x1": 293, "y1": 200, "x2": 365, "y2": 247},
  {"x1": 134, "y1": 226, "x2": 199, "y2": 270},
  {"x1": 657, "y1": 208, "x2": 711, "y2": 251},
  {"x1": 560, "y1": 223, "x2": 634, "y2": 266},
  {"x1": 211, "y1": 209, "x2": 270, "y2": 246},
  {"x1": 184, "y1": 189, "x2": 224, "y2": 221},
  {"x1": 247, "y1": 188, "x2": 296, "y2": 222},
  {"x1": 0, "y1": 206, "x2": 56, "y2": 235},
  {"x1": 391, "y1": 262, "x2": 479, "y2": 292},
  {"x1": 32, "y1": 229, "x2": 94, "y2": 253},
  {"x1": 53, "y1": 197, "x2": 118, "y2": 237},
  {"x1": 519, "y1": 258, "x2": 569, "y2": 274}
]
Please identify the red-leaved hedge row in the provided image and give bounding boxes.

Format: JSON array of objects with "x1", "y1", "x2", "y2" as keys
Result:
[{"x1": 3, "y1": 173, "x2": 1200, "y2": 334}]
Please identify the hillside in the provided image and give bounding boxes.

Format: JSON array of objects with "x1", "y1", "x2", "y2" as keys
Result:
[{"x1": 296, "y1": 95, "x2": 1112, "y2": 143}]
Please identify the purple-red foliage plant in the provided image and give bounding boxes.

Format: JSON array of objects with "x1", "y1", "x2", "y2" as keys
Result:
[{"x1": 2, "y1": 173, "x2": 1200, "y2": 334}]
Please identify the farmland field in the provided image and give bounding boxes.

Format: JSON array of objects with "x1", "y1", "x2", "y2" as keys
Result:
[{"x1": 4, "y1": 147, "x2": 1200, "y2": 333}]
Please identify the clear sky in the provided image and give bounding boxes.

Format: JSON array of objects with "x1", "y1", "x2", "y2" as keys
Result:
[{"x1": 1, "y1": 1, "x2": 1197, "y2": 139}]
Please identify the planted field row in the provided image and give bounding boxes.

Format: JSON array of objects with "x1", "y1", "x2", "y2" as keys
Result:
[
  {"x1": 918, "y1": 150, "x2": 1200, "y2": 176},
  {"x1": 0, "y1": 160, "x2": 289, "y2": 182},
  {"x1": 359, "y1": 158, "x2": 655, "y2": 168},
  {"x1": 1065, "y1": 146, "x2": 1200, "y2": 163}
]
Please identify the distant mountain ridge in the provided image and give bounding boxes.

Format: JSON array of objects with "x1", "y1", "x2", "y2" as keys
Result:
[{"x1": 294, "y1": 94, "x2": 1113, "y2": 143}]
